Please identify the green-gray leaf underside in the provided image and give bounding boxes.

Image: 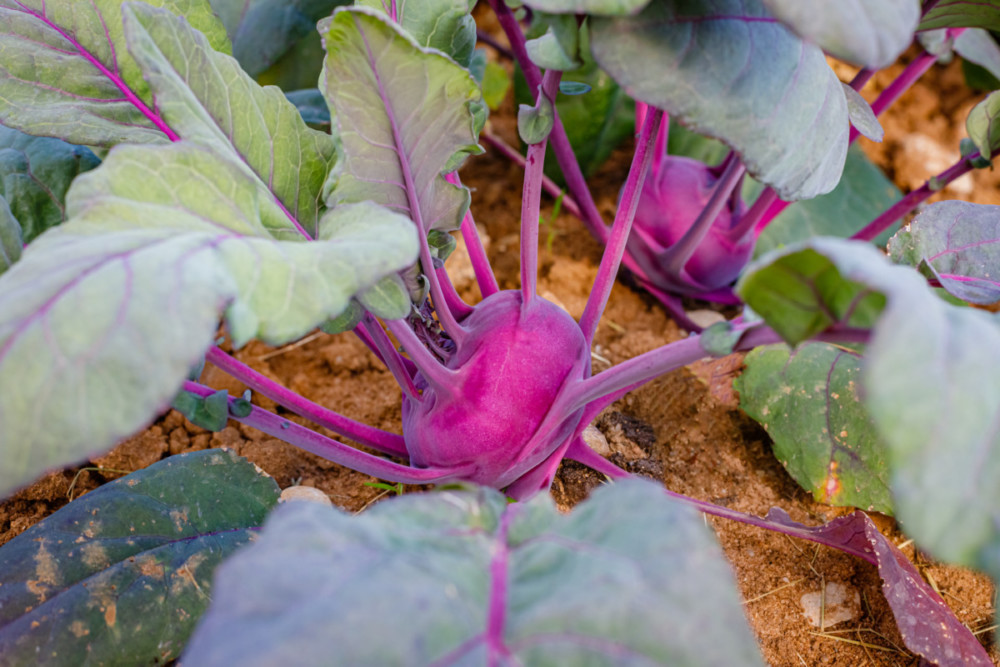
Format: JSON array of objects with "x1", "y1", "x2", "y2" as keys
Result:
[
  {"x1": 965, "y1": 89, "x2": 1000, "y2": 159},
  {"x1": 888, "y1": 200, "x2": 1000, "y2": 304},
  {"x1": 0, "y1": 140, "x2": 417, "y2": 498},
  {"x1": 183, "y1": 480, "x2": 764, "y2": 665},
  {"x1": 591, "y1": 0, "x2": 848, "y2": 200},
  {"x1": 522, "y1": 0, "x2": 652, "y2": 15},
  {"x1": 919, "y1": 0, "x2": 1000, "y2": 32},
  {"x1": 0, "y1": 125, "x2": 101, "y2": 244},
  {"x1": 208, "y1": 0, "x2": 348, "y2": 76},
  {"x1": 0, "y1": 449, "x2": 279, "y2": 664},
  {"x1": 0, "y1": 0, "x2": 229, "y2": 146},
  {"x1": 756, "y1": 146, "x2": 901, "y2": 257},
  {"x1": 122, "y1": 2, "x2": 338, "y2": 237},
  {"x1": 0, "y1": 198, "x2": 22, "y2": 274},
  {"x1": 322, "y1": 7, "x2": 483, "y2": 232},
  {"x1": 955, "y1": 28, "x2": 1000, "y2": 82},
  {"x1": 737, "y1": 342, "x2": 892, "y2": 514},
  {"x1": 762, "y1": 0, "x2": 920, "y2": 68},
  {"x1": 356, "y1": 0, "x2": 477, "y2": 67},
  {"x1": 738, "y1": 237, "x2": 1000, "y2": 588}
]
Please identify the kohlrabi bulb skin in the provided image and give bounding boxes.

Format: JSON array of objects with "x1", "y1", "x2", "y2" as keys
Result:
[
  {"x1": 402, "y1": 290, "x2": 588, "y2": 488},
  {"x1": 633, "y1": 154, "x2": 753, "y2": 290}
]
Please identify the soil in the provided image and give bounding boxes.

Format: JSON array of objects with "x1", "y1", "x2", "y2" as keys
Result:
[{"x1": 2, "y1": 41, "x2": 998, "y2": 667}]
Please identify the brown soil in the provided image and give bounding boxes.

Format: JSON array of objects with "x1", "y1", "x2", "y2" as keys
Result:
[{"x1": 2, "y1": 46, "x2": 998, "y2": 667}]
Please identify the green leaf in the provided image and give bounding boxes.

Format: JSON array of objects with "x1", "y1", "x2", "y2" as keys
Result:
[
  {"x1": 284, "y1": 88, "x2": 333, "y2": 129},
  {"x1": 865, "y1": 299, "x2": 1000, "y2": 585},
  {"x1": 184, "y1": 480, "x2": 764, "y2": 665},
  {"x1": 0, "y1": 125, "x2": 101, "y2": 244},
  {"x1": 0, "y1": 197, "x2": 22, "y2": 275},
  {"x1": 525, "y1": 13, "x2": 583, "y2": 70},
  {"x1": 736, "y1": 239, "x2": 912, "y2": 345},
  {"x1": 320, "y1": 298, "x2": 364, "y2": 334},
  {"x1": 699, "y1": 321, "x2": 742, "y2": 356},
  {"x1": 207, "y1": 0, "x2": 347, "y2": 76},
  {"x1": 762, "y1": 0, "x2": 920, "y2": 68},
  {"x1": 591, "y1": 0, "x2": 848, "y2": 200},
  {"x1": 0, "y1": 0, "x2": 229, "y2": 146},
  {"x1": 0, "y1": 449, "x2": 279, "y2": 664},
  {"x1": 888, "y1": 200, "x2": 1000, "y2": 304},
  {"x1": 518, "y1": 96, "x2": 556, "y2": 145},
  {"x1": 965, "y1": 88, "x2": 1000, "y2": 159},
  {"x1": 737, "y1": 342, "x2": 892, "y2": 514},
  {"x1": 0, "y1": 141, "x2": 417, "y2": 497},
  {"x1": 756, "y1": 146, "x2": 902, "y2": 257},
  {"x1": 919, "y1": 0, "x2": 1000, "y2": 32},
  {"x1": 321, "y1": 7, "x2": 483, "y2": 232},
  {"x1": 842, "y1": 84, "x2": 884, "y2": 142},
  {"x1": 521, "y1": 0, "x2": 652, "y2": 15},
  {"x1": 172, "y1": 388, "x2": 230, "y2": 431},
  {"x1": 122, "y1": 2, "x2": 338, "y2": 238},
  {"x1": 357, "y1": 274, "x2": 412, "y2": 320},
  {"x1": 356, "y1": 0, "x2": 477, "y2": 67},
  {"x1": 482, "y1": 61, "x2": 512, "y2": 110}
]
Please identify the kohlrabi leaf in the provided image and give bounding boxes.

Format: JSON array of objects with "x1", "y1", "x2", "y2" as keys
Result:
[
  {"x1": 765, "y1": 509, "x2": 994, "y2": 667},
  {"x1": 888, "y1": 200, "x2": 1000, "y2": 304},
  {"x1": 0, "y1": 125, "x2": 101, "y2": 244},
  {"x1": 762, "y1": 0, "x2": 920, "y2": 68},
  {"x1": 955, "y1": 28, "x2": 1000, "y2": 82},
  {"x1": 736, "y1": 238, "x2": 916, "y2": 345},
  {"x1": 0, "y1": 449, "x2": 279, "y2": 664},
  {"x1": 321, "y1": 7, "x2": 483, "y2": 232},
  {"x1": 122, "y1": 2, "x2": 338, "y2": 238},
  {"x1": 482, "y1": 61, "x2": 513, "y2": 110},
  {"x1": 525, "y1": 12, "x2": 583, "y2": 71},
  {"x1": 736, "y1": 342, "x2": 892, "y2": 514},
  {"x1": 965, "y1": 89, "x2": 1000, "y2": 159},
  {"x1": 864, "y1": 296, "x2": 1000, "y2": 595},
  {"x1": 521, "y1": 0, "x2": 652, "y2": 15},
  {"x1": 0, "y1": 141, "x2": 417, "y2": 497},
  {"x1": 842, "y1": 84, "x2": 884, "y2": 142},
  {"x1": 0, "y1": 0, "x2": 229, "y2": 146},
  {"x1": 172, "y1": 387, "x2": 231, "y2": 431},
  {"x1": 756, "y1": 146, "x2": 902, "y2": 257},
  {"x1": 591, "y1": 0, "x2": 849, "y2": 200},
  {"x1": 356, "y1": 0, "x2": 477, "y2": 67},
  {"x1": 0, "y1": 198, "x2": 22, "y2": 274},
  {"x1": 183, "y1": 480, "x2": 764, "y2": 665},
  {"x1": 919, "y1": 0, "x2": 1000, "y2": 32},
  {"x1": 284, "y1": 88, "x2": 333, "y2": 130},
  {"x1": 207, "y1": 0, "x2": 347, "y2": 76}
]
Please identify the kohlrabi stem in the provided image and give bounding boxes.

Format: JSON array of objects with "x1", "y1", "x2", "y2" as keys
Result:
[
  {"x1": 204, "y1": 347, "x2": 408, "y2": 456},
  {"x1": 850, "y1": 51, "x2": 938, "y2": 145},
  {"x1": 384, "y1": 318, "x2": 458, "y2": 397},
  {"x1": 183, "y1": 380, "x2": 473, "y2": 483},
  {"x1": 562, "y1": 441, "x2": 877, "y2": 564},
  {"x1": 389, "y1": 0, "x2": 398, "y2": 21},
  {"x1": 851, "y1": 149, "x2": 991, "y2": 242},
  {"x1": 480, "y1": 132, "x2": 584, "y2": 221},
  {"x1": 521, "y1": 70, "x2": 562, "y2": 307},
  {"x1": 726, "y1": 188, "x2": 777, "y2": 242},
  {"x1": 659, "y1": 158, "x2": 747, "y2": 276},
  {"x1": 361, "y1": 314, "x2": 421, "y2": 401},
  {"x1": 579, "y1": 108, "x2": 663, "y2": 347},
  {"x1": 849, "y1": 67, "x2": 876, "y2": 92},
  {"x1": 488, "y1": 0, "x2": 610, "y2": 245},
  {"x1": 460, "y1": 209, "x2": 500, "y2": 297},
  {"x1": 476, "y1": 29, "x2": 514, "y2": 60},
  {"x1": 486, "y1": 508, "x2": 515, "y2": 665}
]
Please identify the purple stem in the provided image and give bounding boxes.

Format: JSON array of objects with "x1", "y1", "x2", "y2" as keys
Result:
[
  {"x1": 436, "y1": 265, "x2": 474, "y2": 319},
  {"x1": 460, "y1": 208, "x2": 500, "y2": 297},
  {"x1": 480, "y1": 132, "x2": 584, "y2": 221},
  {"x1": 852, "y1": 150, "x2": 985, "y2": 242},
  {"x1": 183, "y1": 381, "x2": 470, "y2": 483},
  {"x1": 486, "y1": 507, "x2": 515, "y2": 666},
  {"x1": 361, "y1": 314, "x2": 421, "y2": 400},
  {"x1": 579, "y1": 109, "x2": 663, "y2": 347},
  {"x1": 660, "y1": 158, "x2": 747, "y2": 275},
  {"x1": 384, "y1": 318, "x2": 457, "y2": 397},
  {"x1": 476, "y1": 29, "x2": 514, "y2": 60},
  {"x1": 563, "y1": 441, "x2": 875, "y2": 564},
  {"x1": 521, "y1": 71, "x2": 562, "y2": 306},
  {"x1": 488, "y1": 0, "x2": 610, "y2": 245},
  {"x1": 204, "y1": 347, "x2": 407, "y2": 456}
]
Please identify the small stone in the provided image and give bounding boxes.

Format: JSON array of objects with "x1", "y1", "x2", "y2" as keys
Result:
[
  {"x1": 582, "y1": 424, "x2": 611, "y2": 457},
  {"x1": 800, "y1": 582, "x2": 861, "y2": 628},
  {"x1": 686, "y1": 309, "x2": 726, "y2": 329},
  {"x1": 279, "y1": 486, "x2": 332, "y2": 506}
]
